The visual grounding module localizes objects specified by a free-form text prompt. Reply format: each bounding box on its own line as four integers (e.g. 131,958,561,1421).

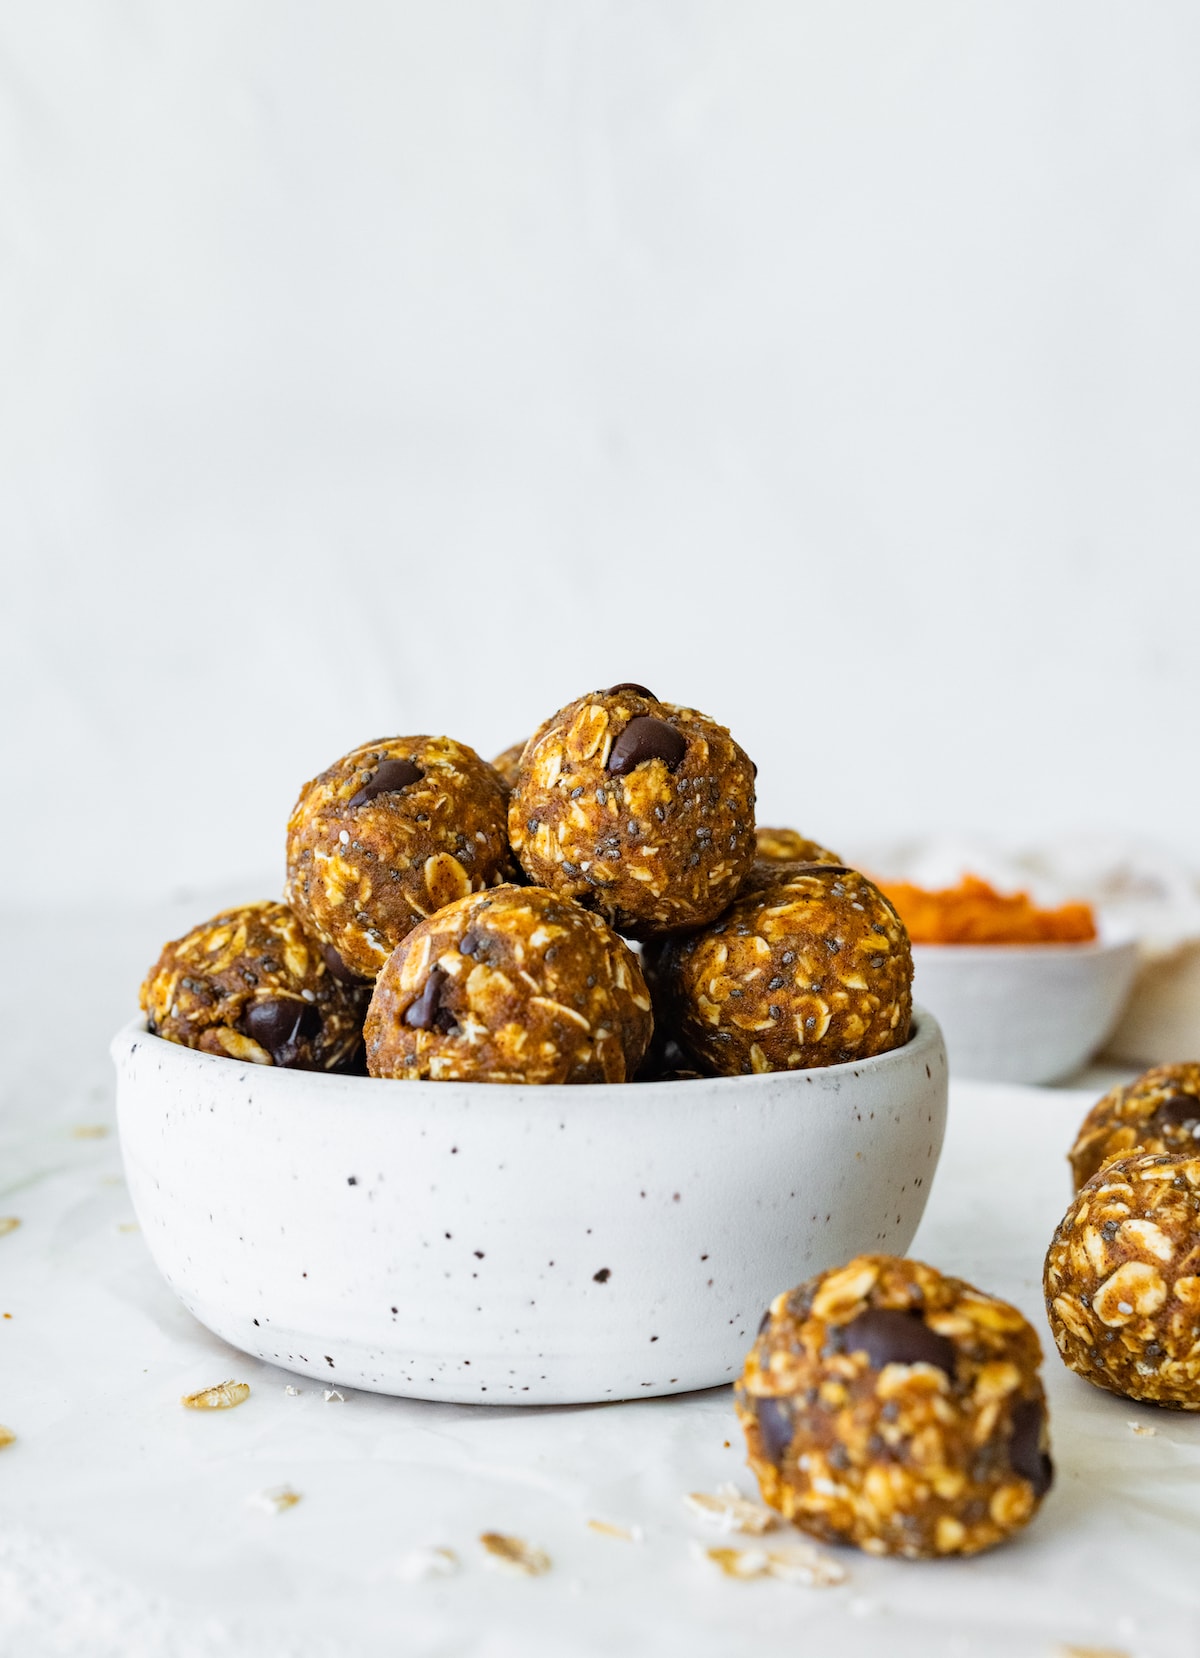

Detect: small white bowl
111,1009,947,1406
911,935,1138,1086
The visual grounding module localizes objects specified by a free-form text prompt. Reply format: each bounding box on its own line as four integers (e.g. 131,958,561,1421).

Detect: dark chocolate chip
606,716,686,777
593,1268,611,1283
241,996,322,1066
321,942,365,985
755,1397,794,1463
459,931,482,957
1155,1094,1200,1129
841,1308,956,1377
404,965,457,1034
1008,1396,1053,1497
607,682,657,700
349,757,423,808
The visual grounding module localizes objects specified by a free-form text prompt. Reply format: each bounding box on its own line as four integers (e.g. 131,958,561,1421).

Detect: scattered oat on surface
0,1425,15,1450
396,1546,460,1582
1055,1646,1131,1658
586,1519,643,1542
692,1540,845,1586
324,1388,345,1402
0,1218,19,1237
1128,1421,1158,1437
71,1125,109,1139
116,1221,139,1233
247,1484,302,1514
284,1384,301,1396
181,1380,251,1410
685,1484,780,1535
479,1532,552,1576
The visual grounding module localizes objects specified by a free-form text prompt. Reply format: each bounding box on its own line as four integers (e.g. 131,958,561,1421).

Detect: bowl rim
112,1004,943,1103
910,933,1139,962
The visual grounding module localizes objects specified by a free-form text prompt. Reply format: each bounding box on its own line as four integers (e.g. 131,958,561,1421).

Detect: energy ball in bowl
140,901,366,1070
650,863,912,1075
1044,1149,1200,1409
365,884,653,1084
754,827,841,867
1069,1064,1200,1190
490,740,527,791
735,1255,1053,1559
508,685,756,938
286,736,515,980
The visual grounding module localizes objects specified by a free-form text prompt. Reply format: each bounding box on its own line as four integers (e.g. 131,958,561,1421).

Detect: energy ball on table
1069,1064,1200,1190
735,1255,1053,1559
365,884,653,1084
1044,1150,1200,1409
509,685,756,938
754,827,841,867
286,736,515,980
140,901,365,1070
648,862,912,1075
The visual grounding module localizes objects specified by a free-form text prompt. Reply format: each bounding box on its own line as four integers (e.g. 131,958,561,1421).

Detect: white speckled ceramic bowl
912,935,1138,1086
111,1008,947,1406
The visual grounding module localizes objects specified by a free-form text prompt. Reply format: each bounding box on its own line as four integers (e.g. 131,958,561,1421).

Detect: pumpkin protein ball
1044,1149,1200,1409
508,685,756,939
1068,1064,1200,1191
490,740,527,791
365,884,653,1084
140,901,366,1070
285,736,515,981
754,827,842,867
648,862,912,1076
735,1255,1053,1559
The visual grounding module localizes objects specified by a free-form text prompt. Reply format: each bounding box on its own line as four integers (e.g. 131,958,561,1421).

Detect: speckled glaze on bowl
111,1008,947,1406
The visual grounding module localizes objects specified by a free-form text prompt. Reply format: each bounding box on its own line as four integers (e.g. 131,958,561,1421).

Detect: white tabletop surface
2,899,1198,1658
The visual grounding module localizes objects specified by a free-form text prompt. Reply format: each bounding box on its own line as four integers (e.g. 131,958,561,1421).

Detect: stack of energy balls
141,683,914,1087
142,683,1072,1564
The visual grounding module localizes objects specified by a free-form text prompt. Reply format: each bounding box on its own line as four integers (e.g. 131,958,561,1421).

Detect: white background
3,2,1199,906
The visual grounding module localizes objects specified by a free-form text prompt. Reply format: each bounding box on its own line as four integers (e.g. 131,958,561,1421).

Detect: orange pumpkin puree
878,874,1097,946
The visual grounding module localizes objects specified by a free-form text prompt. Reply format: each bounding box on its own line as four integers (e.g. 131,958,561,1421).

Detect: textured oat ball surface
1045,1150,1200,1408
754,827,842,867
508,686,756,938
140,901,365,1070
1069,1064,1200,1190
286,736,515,980
490,741,528,791
365,884,653,1084
649,862,912,1075
735,1255,1053,1559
